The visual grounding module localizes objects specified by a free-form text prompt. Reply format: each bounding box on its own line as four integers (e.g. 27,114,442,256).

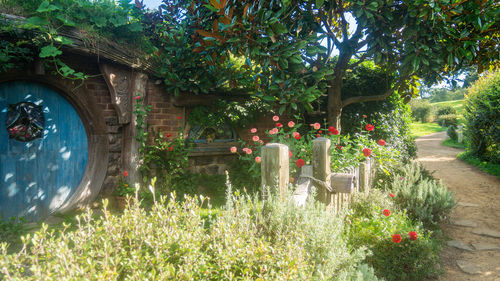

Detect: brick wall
146,83,184,138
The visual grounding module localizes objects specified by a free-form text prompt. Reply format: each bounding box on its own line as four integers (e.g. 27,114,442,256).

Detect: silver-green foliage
388,162,455,227
0,191,368,280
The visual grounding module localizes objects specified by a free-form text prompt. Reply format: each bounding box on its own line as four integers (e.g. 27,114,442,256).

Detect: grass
442,138,466,149
431,99,464,114
411,122,447,138
457,152,500,179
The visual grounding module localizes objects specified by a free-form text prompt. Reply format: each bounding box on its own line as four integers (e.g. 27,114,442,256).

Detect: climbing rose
168,146,173,151
255,156,261,163
230,146,237,153
383,209,391,217
389,193,395,198
272,115,279,121
275,123,282,128
328,126,339,135
409,231,418,240
365,124,374,131
289,151,293,158
250,128,257,133
312,123,321,130
252,135,260,142
296,159,305,168
272,128,278,134
332,128,339,135
269,129,276,135
177,116,182,120
392,234,402,243
123,171,128,177
293,132,301,140
245,148,252,155
362,148,372,157
288,121,295,128
133,95,141,100
378,139,386,146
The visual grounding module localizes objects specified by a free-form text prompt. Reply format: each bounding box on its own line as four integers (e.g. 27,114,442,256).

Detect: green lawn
411,122,447,138
431,99,464,114
442,138,466,149
457,152,500,179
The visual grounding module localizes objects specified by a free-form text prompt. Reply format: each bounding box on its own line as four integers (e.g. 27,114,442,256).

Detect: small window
5,102,45,142
188,123,237,143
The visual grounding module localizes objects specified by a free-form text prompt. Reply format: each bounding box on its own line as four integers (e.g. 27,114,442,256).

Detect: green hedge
463,71,500,163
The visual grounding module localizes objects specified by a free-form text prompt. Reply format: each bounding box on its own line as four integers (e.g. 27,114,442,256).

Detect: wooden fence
261,137,376,212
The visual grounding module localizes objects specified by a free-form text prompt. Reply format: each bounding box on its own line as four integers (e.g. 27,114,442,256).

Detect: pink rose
230,146,237,153
288,121,295,128
272,115,279,122
250,128,257,133
255,156,261,163
252,135,259,142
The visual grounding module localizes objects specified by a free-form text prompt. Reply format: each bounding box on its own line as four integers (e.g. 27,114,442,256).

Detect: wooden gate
0,81,88,222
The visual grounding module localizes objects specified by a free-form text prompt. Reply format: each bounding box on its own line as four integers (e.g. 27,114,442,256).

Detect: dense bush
410,99,433,123
447,125,458,141
383,162,455,228
463,71,500,163
0,191,375,280
435,105,457,116
436,114,458,127
346,190,443,281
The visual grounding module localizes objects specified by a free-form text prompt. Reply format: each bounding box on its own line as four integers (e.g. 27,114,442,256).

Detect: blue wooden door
0,81,88,222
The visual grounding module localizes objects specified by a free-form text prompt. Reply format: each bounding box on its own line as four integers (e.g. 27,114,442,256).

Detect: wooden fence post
359,159,371,193
312,137,331,204
261,143,289,199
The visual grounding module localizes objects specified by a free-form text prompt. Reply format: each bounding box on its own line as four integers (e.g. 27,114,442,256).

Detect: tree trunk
327,74,343,131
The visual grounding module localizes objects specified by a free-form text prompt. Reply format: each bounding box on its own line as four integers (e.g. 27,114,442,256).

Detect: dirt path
416,132,500,281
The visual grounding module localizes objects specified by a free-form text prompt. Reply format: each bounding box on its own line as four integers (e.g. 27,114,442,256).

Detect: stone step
451,220,478,228
471,242,500,251
447,240,473,251
456,260,481,275
457,202,479,207
472,228,500,238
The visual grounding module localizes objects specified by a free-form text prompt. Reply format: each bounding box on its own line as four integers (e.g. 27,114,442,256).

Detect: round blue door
0,81,88,222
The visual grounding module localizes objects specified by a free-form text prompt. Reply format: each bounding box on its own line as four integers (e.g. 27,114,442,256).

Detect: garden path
416,132,500,281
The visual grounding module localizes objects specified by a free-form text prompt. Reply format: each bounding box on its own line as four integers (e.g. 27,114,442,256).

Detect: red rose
392,234,402,243
365,124,374,131
166,133,172,138
177,116,182,120
383,209,391,217
296,159,305,168
276,123,283,128
316,134,320,138
123,171,129,177
168,146,174,151
362,148,372,157
318,130,323,134
378,139,386,146
409,231,418,240
289,151,293,158
133,95,141,100
389,193,395,198
332,128,339,135
293,132,301,140
336,145,343,150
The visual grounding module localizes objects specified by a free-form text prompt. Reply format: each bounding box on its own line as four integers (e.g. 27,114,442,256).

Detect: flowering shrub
0,190,378,280
346,190,443,281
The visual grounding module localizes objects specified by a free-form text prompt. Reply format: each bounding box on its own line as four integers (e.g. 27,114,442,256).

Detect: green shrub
0,190,370,280
410,99,433,123
435,105,457,116
463,71,500,163
346,190,443,281
385,163,455,228
436,114,458,127
447,125,458,141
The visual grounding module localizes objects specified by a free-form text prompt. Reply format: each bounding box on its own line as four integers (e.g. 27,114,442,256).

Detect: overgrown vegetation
463,71,499,164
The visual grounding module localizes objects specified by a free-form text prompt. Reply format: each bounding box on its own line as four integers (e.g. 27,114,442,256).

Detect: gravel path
416,132,500,281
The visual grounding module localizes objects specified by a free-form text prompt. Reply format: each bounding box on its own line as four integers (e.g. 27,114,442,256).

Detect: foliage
447,126,458,141
382,162,455,228
435,105,457,117
436,114,458,127
113,175,135,197
442,138,466,150
463,71,500,164
149,0,499,127
458,152,500,179
410,99,433,123
0,217,26,246
0,0,150,80
0,190,374,280
346,190,443,281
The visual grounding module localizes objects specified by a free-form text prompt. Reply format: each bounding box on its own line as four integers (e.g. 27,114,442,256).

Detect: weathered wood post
359,159,371,193
261,143,289,200
312,137,331,204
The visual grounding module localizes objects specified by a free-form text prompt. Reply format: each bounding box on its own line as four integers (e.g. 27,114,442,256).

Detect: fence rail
261,138,376,212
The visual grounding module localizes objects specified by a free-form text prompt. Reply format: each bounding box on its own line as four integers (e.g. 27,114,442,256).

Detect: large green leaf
39,45,62,58
36,0,59,13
